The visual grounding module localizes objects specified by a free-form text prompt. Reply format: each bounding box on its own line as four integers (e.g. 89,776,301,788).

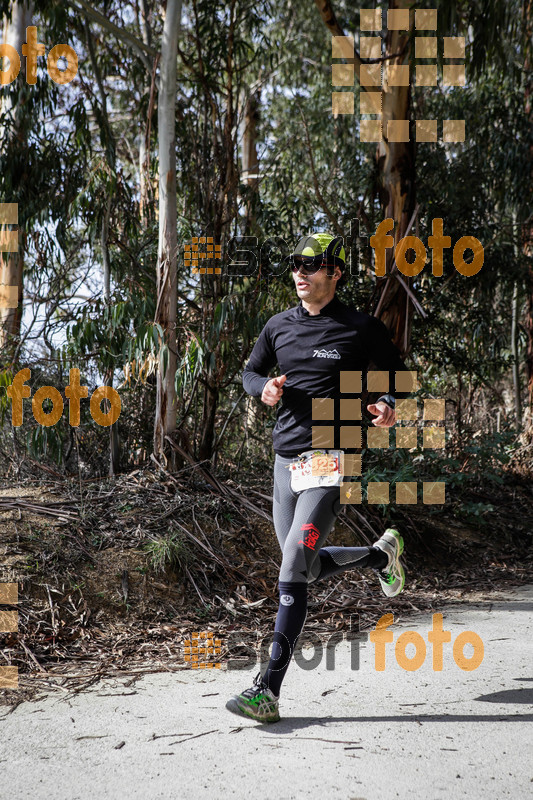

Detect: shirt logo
313,348,341,359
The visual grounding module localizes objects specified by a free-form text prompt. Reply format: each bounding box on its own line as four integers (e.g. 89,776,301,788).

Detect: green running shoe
373,528,405,598
226,672,280,723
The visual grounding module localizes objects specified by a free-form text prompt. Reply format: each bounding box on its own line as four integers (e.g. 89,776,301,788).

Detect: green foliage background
0,0,531,509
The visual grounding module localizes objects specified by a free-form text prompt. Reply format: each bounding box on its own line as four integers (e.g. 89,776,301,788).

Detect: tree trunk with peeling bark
242,91,259,186
375,2,415,352
153,0,182,460
196,0,240,462
0,1,32,360
523,0,533,428
315,0,415,356
241,87,260,228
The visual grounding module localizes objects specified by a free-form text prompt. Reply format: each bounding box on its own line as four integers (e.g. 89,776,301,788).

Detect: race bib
289,450,343,493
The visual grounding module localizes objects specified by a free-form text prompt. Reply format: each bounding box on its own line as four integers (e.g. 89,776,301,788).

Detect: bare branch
67,0,157,72
314,0,382,114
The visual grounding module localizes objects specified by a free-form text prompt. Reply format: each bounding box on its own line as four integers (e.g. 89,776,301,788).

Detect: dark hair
324,261,346,290
336,269,347,290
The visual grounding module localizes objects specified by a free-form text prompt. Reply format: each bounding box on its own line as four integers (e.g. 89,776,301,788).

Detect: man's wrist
377,393,395,408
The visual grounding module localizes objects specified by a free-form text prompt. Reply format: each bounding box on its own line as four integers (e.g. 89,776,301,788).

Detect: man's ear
327,267,342,283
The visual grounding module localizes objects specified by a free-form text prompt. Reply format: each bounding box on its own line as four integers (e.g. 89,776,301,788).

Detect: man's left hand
367,402,396,427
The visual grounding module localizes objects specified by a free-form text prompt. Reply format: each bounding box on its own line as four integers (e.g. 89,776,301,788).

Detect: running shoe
373,528,405,598
226,672,280,723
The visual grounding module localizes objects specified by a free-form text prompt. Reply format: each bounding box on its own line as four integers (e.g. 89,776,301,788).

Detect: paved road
2,584,532,800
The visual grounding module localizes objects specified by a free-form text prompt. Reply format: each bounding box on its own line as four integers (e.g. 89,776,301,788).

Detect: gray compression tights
261,455,385,697
272,454,382,584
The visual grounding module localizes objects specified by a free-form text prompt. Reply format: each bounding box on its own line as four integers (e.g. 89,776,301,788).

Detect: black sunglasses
291,257,338,275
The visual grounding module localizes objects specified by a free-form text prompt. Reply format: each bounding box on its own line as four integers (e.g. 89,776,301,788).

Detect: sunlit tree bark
315,0,415,357
0,1,32,360
154,0,182,459
523,0,533,429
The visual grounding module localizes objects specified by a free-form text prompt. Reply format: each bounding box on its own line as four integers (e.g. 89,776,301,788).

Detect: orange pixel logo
0,583,19,689
311,370,446,504
0,203,19,310
332,8,466,143
183,630,222,669
184,238,222,275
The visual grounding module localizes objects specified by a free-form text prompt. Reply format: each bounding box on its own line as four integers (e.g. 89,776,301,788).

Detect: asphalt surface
1,584,532,800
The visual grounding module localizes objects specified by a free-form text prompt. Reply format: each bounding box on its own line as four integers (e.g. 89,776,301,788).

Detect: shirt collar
298,294,343,318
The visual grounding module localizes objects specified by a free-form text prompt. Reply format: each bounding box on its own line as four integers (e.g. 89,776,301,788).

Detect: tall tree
523,0,533,427
84,19,121,474
0,0,32,360
314,0,415,355
153,0,182,459
241,85,260,230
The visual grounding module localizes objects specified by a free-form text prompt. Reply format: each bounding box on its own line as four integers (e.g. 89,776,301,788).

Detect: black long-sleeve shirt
242,294,410,457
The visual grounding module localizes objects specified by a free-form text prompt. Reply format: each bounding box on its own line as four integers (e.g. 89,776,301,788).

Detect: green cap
291,232,346,268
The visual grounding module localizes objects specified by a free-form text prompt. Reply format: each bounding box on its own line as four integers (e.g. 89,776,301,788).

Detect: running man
226,233,410,723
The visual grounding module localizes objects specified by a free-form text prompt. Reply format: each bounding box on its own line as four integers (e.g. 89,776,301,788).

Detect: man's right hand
261,375,287,407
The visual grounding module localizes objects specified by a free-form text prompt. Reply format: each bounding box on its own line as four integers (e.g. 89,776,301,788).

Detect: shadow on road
429,600,533,613
256,712,533,732
475,687,533,704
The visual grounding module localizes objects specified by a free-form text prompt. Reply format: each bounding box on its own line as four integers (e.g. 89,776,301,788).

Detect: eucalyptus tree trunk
101,196,120,474
85,20,120,474
153,0,182,460
0,1,32,359
523,0,533,431
524,270,533,428
241,87,260,229
511,280,522,427
314,0,415,357
242,91,259,188
374,0,415,353
138,1,156,226
511,211,522,427
525,253,533,429
196,0,240,462
139,133,148,225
